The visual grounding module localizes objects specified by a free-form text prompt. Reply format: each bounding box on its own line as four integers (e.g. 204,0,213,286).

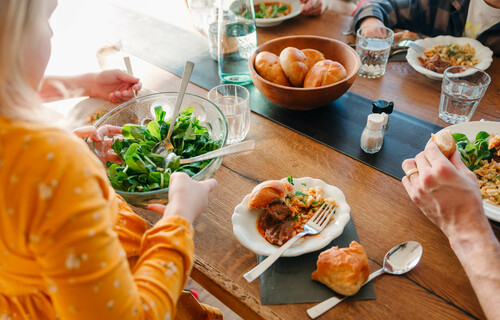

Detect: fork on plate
395,40,425,52
243,203,336,283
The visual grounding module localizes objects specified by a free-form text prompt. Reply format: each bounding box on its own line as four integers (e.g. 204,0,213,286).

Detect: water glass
96,38,124,70
439,66,491,124
356,26,394,78
217,0,258,85
188,0,217,36
208,84,250,145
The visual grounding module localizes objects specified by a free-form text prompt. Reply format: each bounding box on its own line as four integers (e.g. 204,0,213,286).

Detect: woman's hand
148,173,217,224
90,69,142,104
73,125,123,164
401,141,488,238
300,0,324,16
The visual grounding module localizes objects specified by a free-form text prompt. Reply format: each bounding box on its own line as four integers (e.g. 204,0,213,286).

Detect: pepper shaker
372,100,394,134
361,113,385,154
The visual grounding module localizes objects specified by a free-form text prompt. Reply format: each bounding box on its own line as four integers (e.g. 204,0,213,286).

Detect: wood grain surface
130,8,500,320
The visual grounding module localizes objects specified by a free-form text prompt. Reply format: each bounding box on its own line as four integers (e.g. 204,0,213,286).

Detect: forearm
38,73,96,102
351,0,424,32
449,227,500,320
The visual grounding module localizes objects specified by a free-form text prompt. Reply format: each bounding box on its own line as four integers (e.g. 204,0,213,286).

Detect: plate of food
444,121,500,222
406,36,493,80
232,177,351,257
253,0,303,27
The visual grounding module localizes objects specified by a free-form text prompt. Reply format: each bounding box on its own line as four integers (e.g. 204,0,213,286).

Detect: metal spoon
307,241,423,319
165,140,256,167
153,61,195,157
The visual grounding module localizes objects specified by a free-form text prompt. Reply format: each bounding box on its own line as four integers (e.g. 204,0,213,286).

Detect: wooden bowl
249,35,360,110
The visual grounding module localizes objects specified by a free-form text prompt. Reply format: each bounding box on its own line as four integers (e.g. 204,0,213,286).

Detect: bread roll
255,51,291,86
303,60,347,88
248,180,294,210
279,47,309,87
302,48,326,70
431,129,456,158
311,241,370,296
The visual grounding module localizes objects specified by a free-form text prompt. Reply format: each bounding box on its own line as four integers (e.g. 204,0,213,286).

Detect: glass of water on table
439,66,491,124
208,84,250,145
356,26,394,78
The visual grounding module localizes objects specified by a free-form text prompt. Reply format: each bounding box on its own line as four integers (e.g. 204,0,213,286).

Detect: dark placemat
108,6,443,179
247,86,443,179
257,218,376,305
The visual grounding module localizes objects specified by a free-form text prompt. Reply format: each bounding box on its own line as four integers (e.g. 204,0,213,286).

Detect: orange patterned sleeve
27,131,193,319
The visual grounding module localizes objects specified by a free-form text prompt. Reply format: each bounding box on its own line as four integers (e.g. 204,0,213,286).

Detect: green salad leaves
452,131,494,171
106,106,222,192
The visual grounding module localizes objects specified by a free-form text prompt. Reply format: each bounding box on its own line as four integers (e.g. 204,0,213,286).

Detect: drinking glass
217,0,258,85
208,84,250,144
96,37,124,70
439,66,491,124
188,0,217,36
356,26,394,78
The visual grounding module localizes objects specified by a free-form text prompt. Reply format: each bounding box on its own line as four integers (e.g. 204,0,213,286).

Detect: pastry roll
311,241,369,296
255,51,291,86
279,47,309,87
303,60,347,88
302,48,326,70
248,180,294,210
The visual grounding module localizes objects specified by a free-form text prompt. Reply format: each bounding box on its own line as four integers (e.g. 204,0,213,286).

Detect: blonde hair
0,0,46,121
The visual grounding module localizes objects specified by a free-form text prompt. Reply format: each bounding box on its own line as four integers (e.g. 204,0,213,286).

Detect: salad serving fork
243,203,336,283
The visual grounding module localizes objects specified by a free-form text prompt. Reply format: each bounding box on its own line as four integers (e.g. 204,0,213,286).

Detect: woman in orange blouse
0,0,217,319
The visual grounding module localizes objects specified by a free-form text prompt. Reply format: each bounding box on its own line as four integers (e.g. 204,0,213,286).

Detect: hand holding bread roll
302,48,326,70
248,180,294,210
431,129,456,158
255,51,291,86
279,47,309,87
312,241,370,296
303,60,347,88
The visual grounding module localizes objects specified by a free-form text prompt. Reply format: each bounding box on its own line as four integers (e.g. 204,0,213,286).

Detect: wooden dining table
115,6,500,320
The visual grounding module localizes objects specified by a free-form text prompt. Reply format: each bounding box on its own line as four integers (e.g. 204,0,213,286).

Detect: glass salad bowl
92,92,228,208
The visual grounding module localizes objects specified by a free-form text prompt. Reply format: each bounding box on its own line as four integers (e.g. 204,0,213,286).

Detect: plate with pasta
406,36,493,80
253,0,303,27
446,121,500,222
232,177,351,257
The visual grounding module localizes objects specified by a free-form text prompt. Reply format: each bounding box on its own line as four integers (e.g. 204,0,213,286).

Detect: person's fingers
449,150,476,180
121,90,133,98
148,204,167,214
114,91,123,99
301,2,310,13
98,125,122,137
133,83,142,92
423,141,449,166
73,126,102,142
402,158,417,175
116,70,140,84
415,151,431,172
201,178,218,192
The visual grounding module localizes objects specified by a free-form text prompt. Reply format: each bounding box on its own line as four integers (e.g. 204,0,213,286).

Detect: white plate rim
442,121,500,222
231,177,351,257
406,36,493,80
254,0,303,27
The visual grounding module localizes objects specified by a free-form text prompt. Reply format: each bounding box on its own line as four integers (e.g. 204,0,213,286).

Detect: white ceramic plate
254,0,303,27
232,177,351,257
443,121,500,222
406,36,493,80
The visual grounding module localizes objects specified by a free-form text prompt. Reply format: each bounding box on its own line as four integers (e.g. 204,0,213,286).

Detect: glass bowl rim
93,91,229,196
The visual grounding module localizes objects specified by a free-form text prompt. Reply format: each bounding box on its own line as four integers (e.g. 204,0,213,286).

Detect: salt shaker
372,100,394,134
361,113,385,154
